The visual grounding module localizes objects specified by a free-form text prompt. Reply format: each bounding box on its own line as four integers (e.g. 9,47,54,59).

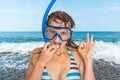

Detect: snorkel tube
42,0,56,42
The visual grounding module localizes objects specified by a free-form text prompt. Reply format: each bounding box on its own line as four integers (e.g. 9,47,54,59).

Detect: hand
78,33,96,60
38,42,56,67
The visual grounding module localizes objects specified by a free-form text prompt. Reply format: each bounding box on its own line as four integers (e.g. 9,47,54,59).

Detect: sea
0,31,120,79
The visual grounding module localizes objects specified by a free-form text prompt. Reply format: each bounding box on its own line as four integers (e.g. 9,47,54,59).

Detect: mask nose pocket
53,33,62,42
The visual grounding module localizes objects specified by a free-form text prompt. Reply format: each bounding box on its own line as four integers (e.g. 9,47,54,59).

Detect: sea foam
0,41,120,70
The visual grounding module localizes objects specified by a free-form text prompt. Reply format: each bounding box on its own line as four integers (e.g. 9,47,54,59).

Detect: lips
55,43,61,49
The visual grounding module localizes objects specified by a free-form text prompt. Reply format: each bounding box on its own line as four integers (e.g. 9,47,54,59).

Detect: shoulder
29,47,43,66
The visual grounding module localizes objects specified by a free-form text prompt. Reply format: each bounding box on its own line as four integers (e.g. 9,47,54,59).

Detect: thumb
78,42,85,50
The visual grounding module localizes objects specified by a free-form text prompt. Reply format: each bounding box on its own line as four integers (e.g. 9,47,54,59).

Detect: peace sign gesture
78,33,96,60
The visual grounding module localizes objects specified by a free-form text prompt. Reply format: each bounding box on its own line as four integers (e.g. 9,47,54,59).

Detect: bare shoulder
30,47,43,66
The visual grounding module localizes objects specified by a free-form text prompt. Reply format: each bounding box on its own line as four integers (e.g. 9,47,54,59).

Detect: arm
84,59,95,80
26,48,44,80
79,56,85,80
79,55,95,80
26,42,57,80
78,33,96,80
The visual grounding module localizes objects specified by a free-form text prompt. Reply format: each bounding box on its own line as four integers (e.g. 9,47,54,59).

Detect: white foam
75,41,120,64
0,41,120,66
93,41,120,64
0,42,45,55
2,63,28,69
0,42,46,69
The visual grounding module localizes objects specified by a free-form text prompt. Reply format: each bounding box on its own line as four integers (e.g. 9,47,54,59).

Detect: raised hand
78,33,96,60
38,42,57,67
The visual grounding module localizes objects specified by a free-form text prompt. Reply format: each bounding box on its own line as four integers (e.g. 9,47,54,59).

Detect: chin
56,47,61,51
56,46,66,52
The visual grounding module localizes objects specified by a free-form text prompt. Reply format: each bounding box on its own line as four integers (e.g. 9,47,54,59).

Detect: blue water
0,32,43,42
73,32,120,42
0,32,120,43
0,31,120,70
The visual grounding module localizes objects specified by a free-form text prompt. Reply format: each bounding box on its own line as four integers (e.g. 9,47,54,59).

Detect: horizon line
0,31,120,32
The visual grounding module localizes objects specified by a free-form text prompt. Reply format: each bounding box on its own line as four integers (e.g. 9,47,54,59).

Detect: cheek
49,40,54,44
61,42,67,47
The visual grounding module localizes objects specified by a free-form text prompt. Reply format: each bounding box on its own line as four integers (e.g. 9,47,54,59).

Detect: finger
86,33,90,43
48,49,56,58
89,40,96,56
90,34,94,44
92,40,96,47
91,40,96,48
47,45,56,52
43,42,51,52
49,49,56,55
79,42,85,49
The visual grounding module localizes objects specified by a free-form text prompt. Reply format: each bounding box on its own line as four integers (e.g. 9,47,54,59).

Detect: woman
26,11,96,80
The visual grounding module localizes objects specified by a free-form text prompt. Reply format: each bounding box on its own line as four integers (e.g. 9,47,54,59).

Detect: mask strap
42,0,56,42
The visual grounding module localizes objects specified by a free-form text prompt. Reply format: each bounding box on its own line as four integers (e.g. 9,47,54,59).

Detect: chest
42,53,80,80
45,55,70,80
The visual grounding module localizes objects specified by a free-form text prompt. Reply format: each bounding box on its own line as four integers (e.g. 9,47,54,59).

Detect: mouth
55,43,61,49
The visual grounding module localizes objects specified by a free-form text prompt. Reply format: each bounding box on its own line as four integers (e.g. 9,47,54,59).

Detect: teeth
56,44,60,49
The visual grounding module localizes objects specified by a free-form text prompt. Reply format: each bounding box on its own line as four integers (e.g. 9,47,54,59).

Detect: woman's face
48,19,70,52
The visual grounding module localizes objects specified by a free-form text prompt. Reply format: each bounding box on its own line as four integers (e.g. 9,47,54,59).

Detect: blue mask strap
42,0,56,42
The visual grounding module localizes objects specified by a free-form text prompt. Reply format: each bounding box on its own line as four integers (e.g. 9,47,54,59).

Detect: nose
53,36,61,43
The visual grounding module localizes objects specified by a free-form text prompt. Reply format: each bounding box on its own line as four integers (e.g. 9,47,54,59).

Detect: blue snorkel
42,0,56,42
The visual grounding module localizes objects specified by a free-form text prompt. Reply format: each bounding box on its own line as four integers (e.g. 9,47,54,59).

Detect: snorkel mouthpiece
42,0,56,42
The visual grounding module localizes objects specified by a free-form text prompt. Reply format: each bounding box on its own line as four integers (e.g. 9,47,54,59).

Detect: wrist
83,58,92,65
36,60,45,68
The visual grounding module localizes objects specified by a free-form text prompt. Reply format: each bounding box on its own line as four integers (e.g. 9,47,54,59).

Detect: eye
61,32,68,35
49,30,56,34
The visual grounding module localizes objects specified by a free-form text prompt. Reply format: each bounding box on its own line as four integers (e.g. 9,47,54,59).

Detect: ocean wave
0,42,45,55
72,41,120,64
0,41,120,69
93,41,120,64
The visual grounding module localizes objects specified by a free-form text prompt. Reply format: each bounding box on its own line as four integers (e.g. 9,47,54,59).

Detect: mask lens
59,29,70,40
45,27,56,39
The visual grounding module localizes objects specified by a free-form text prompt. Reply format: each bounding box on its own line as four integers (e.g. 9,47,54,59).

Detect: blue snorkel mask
45,25,72,41
42,0,72,42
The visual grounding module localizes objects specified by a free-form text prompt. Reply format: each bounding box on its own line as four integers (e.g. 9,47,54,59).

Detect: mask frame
44,25,72,41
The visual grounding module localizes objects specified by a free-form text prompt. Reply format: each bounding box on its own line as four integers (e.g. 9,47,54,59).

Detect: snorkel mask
42,0,72,42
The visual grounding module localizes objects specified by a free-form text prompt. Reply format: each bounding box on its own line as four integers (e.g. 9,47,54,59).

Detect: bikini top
41,50,81,80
